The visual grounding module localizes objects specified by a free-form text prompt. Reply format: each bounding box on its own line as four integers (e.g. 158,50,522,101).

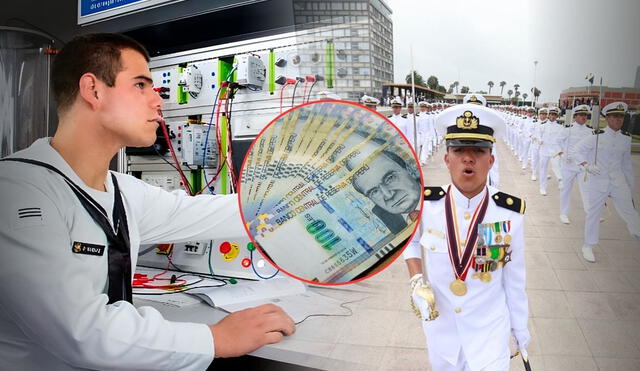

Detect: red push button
219,241,231,254
241,258,251,268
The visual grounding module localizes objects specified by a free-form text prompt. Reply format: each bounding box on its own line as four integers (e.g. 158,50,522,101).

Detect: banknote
239,101,423,282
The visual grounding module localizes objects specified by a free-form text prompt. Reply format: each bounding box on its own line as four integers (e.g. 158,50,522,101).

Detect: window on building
331,2,343,10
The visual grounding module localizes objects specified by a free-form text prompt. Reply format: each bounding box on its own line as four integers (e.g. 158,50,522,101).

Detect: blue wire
250,248,279,280
202,87,222,194
202,67,238,194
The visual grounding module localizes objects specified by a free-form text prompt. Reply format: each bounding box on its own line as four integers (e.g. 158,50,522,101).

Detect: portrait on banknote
239,100,423,283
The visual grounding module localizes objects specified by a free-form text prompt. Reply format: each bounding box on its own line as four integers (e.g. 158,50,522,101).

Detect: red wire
279,83,289,113
159,116,193,195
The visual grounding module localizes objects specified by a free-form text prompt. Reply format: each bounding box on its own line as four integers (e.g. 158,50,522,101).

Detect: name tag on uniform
72,241,105,256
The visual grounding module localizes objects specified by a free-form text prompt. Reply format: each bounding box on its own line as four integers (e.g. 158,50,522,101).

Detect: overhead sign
78,0,183,25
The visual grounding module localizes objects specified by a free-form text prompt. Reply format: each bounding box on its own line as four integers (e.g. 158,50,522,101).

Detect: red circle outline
236,99,425,286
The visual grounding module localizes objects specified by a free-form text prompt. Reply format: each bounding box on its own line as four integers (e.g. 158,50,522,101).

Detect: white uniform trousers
538,154,552,191
520,139,531,168
584,177,640,245
559,161,588,216
529,143,540,178
428,345,510,371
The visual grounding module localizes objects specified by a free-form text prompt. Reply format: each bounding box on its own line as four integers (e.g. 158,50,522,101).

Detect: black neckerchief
1,158,132,304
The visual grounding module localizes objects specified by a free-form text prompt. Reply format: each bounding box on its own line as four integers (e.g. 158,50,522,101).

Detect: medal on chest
472,221,513,283
444,186,490,296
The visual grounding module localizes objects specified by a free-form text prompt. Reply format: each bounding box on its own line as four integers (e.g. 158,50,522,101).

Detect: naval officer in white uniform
573,101,640,262
557,104,593,224
403,104,530,371
388,97,410,136
0,33,295,371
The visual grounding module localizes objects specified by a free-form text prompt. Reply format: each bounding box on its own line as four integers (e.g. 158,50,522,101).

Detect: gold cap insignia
456,111,479,130
617,104,624,110
469,96,478,102
73,242,82,253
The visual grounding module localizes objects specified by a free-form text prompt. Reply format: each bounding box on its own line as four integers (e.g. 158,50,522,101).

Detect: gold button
455,307,462,313
460,240,466,246
439,191,444,196
464,212,471,220
425,189,432,196
494,195,499,200
430,245,436,251
507,197,514,206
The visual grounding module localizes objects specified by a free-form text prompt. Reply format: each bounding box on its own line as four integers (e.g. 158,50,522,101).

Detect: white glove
583,163,601,175
512,328,531,356
409,274,437,321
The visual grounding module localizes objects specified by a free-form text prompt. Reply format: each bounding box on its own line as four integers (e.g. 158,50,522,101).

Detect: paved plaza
301,141,640,371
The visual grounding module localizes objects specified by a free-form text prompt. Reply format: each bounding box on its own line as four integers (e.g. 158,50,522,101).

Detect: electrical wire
159,117,193,195
306,81,318,103
291,81,300,108
294,297,367,325
279,83,290,113
301,82,308,104
249,248,279,280
201,66,237,195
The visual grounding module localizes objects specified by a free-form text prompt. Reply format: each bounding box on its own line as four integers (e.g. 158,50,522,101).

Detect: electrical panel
127,29,348,279
141,171,183,192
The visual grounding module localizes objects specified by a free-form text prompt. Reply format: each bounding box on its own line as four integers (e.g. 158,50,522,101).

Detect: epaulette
415,113,420,116
533,119,538,123
401,114,407,118
586,124,593,129
492,192,525,214
622,130,630,136
387,114,392,118
593,129,604,135
424,186,446,201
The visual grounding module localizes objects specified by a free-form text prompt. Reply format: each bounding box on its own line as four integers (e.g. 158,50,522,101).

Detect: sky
387,0,640,103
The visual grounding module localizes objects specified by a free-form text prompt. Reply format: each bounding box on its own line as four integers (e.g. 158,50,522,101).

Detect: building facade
293,0,393,100
559,86,640,110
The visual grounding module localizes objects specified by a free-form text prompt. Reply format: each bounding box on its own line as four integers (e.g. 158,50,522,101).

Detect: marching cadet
388,97,409,138
557,104,592,224
403,104,530,371
573,102,640,262
529,108,547,181
361,94,380,109
418,101,435,163
405,101,422,152
520,107,536,170
463,93,486,106
538,107,564,195
463,94,500,187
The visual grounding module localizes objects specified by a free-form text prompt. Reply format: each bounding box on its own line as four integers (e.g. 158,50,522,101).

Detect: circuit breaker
181,124,218,167
234,54,266,90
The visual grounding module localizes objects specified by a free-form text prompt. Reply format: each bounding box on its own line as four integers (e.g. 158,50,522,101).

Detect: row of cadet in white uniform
495,102,640,262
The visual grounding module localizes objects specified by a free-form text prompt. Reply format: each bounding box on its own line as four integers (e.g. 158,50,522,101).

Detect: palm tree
531,87,541,104
513,83,520,92
507,89,513,103
523,93,528,104
514,91,521,105
487,81,494,94
499,81,507,95
453,81,460,94
460,86,470,94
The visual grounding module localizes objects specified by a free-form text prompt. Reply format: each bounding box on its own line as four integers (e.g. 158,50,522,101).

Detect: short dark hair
52,33,150,113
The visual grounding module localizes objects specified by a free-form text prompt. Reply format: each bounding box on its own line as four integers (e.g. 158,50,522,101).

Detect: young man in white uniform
557,104,593,224
538,107,564,195
388,97,409,137
0,33,295,370
403,104,530,370
529,108,547,181
573,101,640,262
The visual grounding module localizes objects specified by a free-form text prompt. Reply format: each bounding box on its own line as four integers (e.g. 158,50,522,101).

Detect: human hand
210,304,295,358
